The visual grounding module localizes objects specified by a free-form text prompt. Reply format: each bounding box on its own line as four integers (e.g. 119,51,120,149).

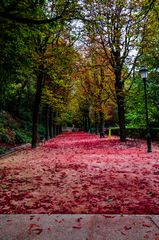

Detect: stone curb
0,214,159,240
0,143,31,159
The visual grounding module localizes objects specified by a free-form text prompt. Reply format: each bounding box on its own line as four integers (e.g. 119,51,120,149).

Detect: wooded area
0,0,159,152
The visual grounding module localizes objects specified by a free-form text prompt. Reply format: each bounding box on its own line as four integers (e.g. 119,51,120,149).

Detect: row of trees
0,0,80,147
0,0,159,148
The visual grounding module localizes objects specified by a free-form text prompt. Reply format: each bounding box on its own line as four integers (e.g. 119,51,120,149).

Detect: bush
1,134,10,143
110,127,159,140
15,130,31,144
0,146,8,155
21,120,32,132
38,124,45,136
0,128,10,143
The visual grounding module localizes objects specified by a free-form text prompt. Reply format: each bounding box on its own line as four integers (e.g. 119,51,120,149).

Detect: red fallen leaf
28,224,43,235
29,223,39,230
72,225,82,229
7,219,12,222
55,219,63,223
76,217,83,222
124,226,132,230
143,223,151,227
33,228,43,235
153,164,159,168
1,132,159,215
144,234,149,239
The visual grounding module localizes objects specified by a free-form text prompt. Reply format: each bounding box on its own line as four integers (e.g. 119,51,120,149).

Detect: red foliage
0,132,159,214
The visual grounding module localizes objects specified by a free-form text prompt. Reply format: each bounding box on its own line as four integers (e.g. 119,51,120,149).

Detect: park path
0,132,159,214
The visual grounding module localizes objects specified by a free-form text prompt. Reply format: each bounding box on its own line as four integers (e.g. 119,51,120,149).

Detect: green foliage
38,124,45,136
21,120,32,132
0,146,8,155
0,0,159,144
0,112,32,144
0,127,14,144
1,135,10,144
14,130,31,144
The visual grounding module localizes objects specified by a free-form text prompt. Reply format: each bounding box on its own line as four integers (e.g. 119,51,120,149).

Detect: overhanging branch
0,11,64,24
0,0,71,24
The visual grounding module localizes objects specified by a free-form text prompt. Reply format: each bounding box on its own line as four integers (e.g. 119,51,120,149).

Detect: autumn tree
41,31,78,139
74,44,116,134
0,0,81,147
82,0,157,141
125,0,159,128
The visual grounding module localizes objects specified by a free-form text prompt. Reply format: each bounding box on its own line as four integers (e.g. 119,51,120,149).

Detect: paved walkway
0,214,159,240
0,132,159,239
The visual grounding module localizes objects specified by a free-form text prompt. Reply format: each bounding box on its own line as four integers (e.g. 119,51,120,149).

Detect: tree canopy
0,0,159,148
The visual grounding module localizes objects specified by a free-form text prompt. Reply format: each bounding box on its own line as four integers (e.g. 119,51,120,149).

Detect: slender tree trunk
53,111,56,137
95,111,99,135
53,124,56,137
116,93,126,141
83,114,87,132
49,108,53,138
115,74,126,142
83,110,90,132
88,114,91,132
45,105,50,140
82,114,85,131
99,111,105,138
56,125,59,135
32,68,43,148
59,125,62,134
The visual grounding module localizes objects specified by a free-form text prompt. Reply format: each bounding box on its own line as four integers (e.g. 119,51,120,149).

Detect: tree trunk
83,114,87,132
45,105,50,140
99,111,105,138
32,69,43,148
95,111,99,135
53,124,56,137
53,111,56,137
56,125,59,135
49,108,53,138
59,125,62,134
115,74,126,142
117,93,126,141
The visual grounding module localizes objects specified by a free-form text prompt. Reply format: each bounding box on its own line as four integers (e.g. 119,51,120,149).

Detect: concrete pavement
0,214,159,240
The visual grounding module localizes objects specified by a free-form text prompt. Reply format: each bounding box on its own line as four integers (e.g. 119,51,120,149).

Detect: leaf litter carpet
0,132,159,214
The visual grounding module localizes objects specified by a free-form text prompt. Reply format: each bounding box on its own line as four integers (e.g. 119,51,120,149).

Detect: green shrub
0,146,8,155
38,124,45,136
0,128,10,143
15,130,31,144
21,121,32,132
1,134,10,143
8,122,18,130
110,127,159,140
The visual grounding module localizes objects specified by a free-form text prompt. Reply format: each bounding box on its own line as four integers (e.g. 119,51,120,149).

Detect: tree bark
117,93,126,141
49,108,53,138
95,111,99,135
53,111,56,137
115,75,126,142
45,105,50,140
88,114,91,132
99,111,105,138
31,68,43,148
